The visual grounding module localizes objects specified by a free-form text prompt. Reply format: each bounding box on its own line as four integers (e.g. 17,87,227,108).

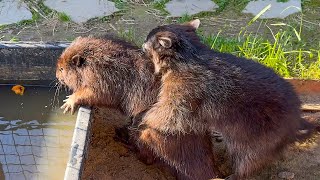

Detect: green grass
9,37,19,42
212,0,251,12
112,0,128,10
58,12,71,22
16,0,53,26
15,1,45,27
171,10,217,24
117,27,144,46
176,14,193,23
198,6,320,79
199,31,239,53
302,0,320,7
153,0,169,10
152,0,170,15
200,32,320,79
212,0,229,12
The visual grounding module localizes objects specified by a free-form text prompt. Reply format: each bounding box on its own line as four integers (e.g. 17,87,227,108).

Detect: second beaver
139,23,304,180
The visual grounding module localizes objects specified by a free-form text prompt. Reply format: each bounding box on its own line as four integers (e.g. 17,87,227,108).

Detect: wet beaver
55,34,162,162
138,24,304,180
56,35,159,116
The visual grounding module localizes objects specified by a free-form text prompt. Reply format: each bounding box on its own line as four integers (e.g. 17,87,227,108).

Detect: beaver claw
61,95,78,115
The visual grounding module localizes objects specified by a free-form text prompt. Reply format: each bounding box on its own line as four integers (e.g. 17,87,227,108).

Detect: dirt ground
81,108,175,180
82,95,320,180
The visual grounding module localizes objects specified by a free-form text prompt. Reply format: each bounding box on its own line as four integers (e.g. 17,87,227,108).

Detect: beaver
56,35,159,116
156,19,317,138
138,24,304,180
55,34,161,162
55,35,223,179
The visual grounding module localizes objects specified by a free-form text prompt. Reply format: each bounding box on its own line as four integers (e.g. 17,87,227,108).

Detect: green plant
212,0,229,12
58,12,71,22
199,4,320,79
113,0,128,10
153,0,169,10
118,27,145,46
301,0,320,7
299,50,320,79
199,31,240,53
118,28,136,43
16,9,41,26
212,0,251,12
10,37,19,42
176,14,193,23
152,0,170,15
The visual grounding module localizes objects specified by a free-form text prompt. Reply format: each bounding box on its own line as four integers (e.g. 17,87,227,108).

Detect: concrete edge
64,106,92,180
0,41,70,81
0,41,71,49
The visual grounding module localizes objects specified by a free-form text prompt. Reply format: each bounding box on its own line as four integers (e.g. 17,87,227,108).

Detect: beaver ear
71,54,85,67
185,19,200,29
158,36,172,48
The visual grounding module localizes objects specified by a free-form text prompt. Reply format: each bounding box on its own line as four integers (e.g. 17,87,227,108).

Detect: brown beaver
55,34,224,179
155,19,317,139
138,23,304,180
56,35,159,116
55,34,162,163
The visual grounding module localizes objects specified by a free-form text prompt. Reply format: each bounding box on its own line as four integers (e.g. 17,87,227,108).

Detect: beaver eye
59,67,63,72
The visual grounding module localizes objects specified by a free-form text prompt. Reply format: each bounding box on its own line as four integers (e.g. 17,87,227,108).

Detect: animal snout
57,77,66,85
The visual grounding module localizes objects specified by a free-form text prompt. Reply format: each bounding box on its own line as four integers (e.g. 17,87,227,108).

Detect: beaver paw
61,95,78,114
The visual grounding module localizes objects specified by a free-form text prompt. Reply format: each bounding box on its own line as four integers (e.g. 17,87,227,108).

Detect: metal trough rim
64,106,92,180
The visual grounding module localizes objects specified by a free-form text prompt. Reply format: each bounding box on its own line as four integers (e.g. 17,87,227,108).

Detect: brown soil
82,94,320,180
250,115,320,180
81,107,175,180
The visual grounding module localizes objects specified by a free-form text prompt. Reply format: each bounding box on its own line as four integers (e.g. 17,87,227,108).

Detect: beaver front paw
61,95,78,114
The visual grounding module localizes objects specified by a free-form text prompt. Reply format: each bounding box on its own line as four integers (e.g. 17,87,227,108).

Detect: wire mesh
0,85,76,180
0,119,75,180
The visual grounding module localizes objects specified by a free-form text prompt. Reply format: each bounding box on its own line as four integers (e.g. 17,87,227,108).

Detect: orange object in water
11,85,25,95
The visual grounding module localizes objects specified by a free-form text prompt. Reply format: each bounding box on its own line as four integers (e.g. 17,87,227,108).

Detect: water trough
0,42,91,180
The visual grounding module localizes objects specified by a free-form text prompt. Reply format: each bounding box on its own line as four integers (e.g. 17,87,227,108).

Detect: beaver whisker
52,82,61,110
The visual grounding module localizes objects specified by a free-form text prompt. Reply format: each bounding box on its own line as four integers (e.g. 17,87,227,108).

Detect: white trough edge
64,106,92,180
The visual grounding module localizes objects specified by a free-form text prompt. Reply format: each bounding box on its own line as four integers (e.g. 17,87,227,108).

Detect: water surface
0,85,75,180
